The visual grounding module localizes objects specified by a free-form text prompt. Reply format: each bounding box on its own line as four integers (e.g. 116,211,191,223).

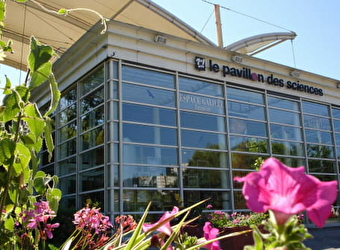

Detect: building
23,1,339,223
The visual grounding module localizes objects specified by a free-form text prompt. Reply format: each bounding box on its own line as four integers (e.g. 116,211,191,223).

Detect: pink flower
206,204,213,209
203,222,221,250
142,206,179,236
234,157,338,228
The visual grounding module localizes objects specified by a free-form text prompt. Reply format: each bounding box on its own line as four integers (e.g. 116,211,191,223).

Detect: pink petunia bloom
203,222,221,250
234,157,338,228
142,206,179,236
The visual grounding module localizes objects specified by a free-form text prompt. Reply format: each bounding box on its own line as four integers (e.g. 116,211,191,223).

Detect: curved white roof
2,0,215,70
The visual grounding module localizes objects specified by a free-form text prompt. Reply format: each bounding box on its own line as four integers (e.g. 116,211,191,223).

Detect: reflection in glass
81,126,104,151
268,96,299,111
59,103,77,126
229,118,267,136
332,108,340,119
181,111,225,132
304,115,331,130
80,191,104,209
234,190,246,209
123,165,178,188
81,87,104,114
181,130,226,149
227,87,264,104
308,160,335,173
302,101,329,116
58,156,76,175
183,168,229,188
80,67,104,95
60,121,77,142
59,139,76,158
123,83,175,107
179,93,224,114
272,140,304,156
269,109,301,126
123,103,176,126
333,120,340,133
230,136,267,153
270,124,302,141
184,190,231,210
305,129,332,144
123,190,180,212
59,175,76,195
307,144,334,158
228,101,265,120
123,65,175,89
60,87,77,110
123,144,178,165
80,168,104,191
179,77,223,97
181,149,228,168
123,123,177,146
81,106,104,132
231,153,268,169
79,147,104,170
273,157,305,168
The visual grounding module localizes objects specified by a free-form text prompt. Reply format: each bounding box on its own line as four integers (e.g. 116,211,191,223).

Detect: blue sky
1,0,340,95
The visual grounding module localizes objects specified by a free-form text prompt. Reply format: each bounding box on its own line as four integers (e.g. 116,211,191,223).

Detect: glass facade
41,59,339,220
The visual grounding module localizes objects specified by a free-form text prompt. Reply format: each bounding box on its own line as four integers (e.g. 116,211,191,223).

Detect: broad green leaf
7,183,18,203
4,204,14,213
28,36,55,73
29,62,52,88
46,188,62,213
18,188,30,206
23,103,45,139
2,92,20,122
4,217,14,232
34,171,48,194
0,1,5,23
44,73,60,117
15,85,30,103
44,117,54,161
3,75,12,95
13,143,31,176
0,138,15,166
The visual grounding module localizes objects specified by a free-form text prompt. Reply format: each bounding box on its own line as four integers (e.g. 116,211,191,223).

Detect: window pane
181,149,228,168
269,109,301,126
179,93,224,114
304,115,331,130
305,130,333,144
123,123,177,146
228,101,265,120
231,153,267,169
181,130,226,149
181,111,225,132
58,157,77,175
332,108,340,119
123,190,180,212
59,175,76,195
79,147,104,170
229,118,267,137
81,106,104,132
80,168,104,191
58,103,77,126
123,165,178,188
60,121,77,142
270,124,302,141
183,168,229,188
123,103,176,126
268,96,299,111
335,134,340,145
308,160,335,173
179,77,223,97
227,87,264,104
123,66,175,89
274,157,305,167
334,120,340,133
59,139,76,158
81,127,104,151
123,144,178,165
80,191,104,208
184,190,231,210
272,140,304,156
230,136,268,153
307,144,334,158
302,101,329,116
80,67,104,95
123,83,175,107
80,87,104,114
60,87,77,110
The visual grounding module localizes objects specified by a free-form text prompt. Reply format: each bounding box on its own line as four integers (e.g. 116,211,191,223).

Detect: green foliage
0,2,61,249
